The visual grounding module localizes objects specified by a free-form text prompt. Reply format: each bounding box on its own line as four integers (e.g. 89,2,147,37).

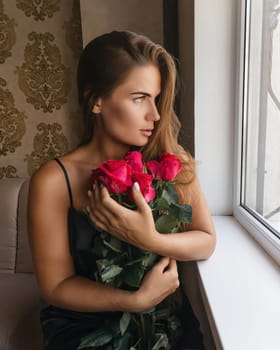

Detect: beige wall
0,0,194,178
80,0,163,47
0,0,83,179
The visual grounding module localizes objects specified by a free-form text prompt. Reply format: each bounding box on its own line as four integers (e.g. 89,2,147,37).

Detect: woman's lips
140,129,153,136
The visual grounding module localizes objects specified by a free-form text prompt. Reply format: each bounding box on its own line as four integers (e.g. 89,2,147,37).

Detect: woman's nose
146,102,160,121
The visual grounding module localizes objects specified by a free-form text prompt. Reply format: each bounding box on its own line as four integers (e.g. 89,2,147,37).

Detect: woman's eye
134,96,145,103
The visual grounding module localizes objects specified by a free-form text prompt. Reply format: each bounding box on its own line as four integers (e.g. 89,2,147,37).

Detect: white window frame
233,0,280,266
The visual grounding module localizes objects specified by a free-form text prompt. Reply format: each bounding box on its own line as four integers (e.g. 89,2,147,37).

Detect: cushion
0,179,26,272
0,273,43,350
16,179,34,273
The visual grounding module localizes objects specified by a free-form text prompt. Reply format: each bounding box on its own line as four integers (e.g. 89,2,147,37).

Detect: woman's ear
92,98,102,114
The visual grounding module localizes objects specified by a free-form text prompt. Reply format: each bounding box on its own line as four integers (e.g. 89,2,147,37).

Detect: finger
90,184,118,221
168,259,180,286
88,184,97,211
131,182,150,213
155,256,170,272
92,182,100,210
88,189,106,224
98,185,124,219
87,186,108,223
168,258,177,271
88,190,98,219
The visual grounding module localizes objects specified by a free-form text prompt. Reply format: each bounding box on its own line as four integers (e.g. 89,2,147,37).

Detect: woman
28,30,216,350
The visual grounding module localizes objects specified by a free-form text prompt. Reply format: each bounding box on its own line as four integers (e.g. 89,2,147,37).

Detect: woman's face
93,64,161,151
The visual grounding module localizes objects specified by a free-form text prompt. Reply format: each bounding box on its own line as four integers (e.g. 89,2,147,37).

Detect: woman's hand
87,182,159,251
134,257,180,312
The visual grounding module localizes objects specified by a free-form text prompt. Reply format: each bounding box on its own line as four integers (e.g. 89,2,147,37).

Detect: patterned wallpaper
0,0,83,179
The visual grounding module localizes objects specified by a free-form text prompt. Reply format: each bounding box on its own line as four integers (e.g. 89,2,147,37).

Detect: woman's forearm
45,275,139,313
41,255,180,314
150,230,216,262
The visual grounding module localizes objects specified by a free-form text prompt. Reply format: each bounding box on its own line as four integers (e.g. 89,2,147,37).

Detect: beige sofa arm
0,178,26,273
0,178,43,350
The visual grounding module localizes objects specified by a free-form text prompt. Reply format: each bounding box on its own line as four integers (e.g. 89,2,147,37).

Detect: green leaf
162,183,179,204
138,312,155,348
96,259,123,283
120,312,131,335
114,331,133,350
170,202,192,223
96,258,111,271
103,236,123,253
125,253,158,269
151,333,170,350
153,197,169,210
78,328,113,349
125,256,145,266
140,252,158,268
100,264,123,283
123,264,145,288
155,214,178,233
93,236,109,258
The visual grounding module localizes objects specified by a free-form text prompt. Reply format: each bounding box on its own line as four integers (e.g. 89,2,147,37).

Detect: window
234,0,280,264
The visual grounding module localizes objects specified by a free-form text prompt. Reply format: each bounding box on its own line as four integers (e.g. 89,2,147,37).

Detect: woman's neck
85,136,130,164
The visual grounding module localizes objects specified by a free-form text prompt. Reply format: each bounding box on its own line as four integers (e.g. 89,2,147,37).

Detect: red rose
145,160,162,180
159,153,182,181
124,151,144,173
91,160,132,194
132,172,155,203
146,153,182,181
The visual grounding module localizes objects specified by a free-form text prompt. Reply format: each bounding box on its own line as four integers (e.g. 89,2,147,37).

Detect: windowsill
197,216,280,350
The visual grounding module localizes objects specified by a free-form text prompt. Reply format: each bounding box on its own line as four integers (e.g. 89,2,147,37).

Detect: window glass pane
242,0,280,237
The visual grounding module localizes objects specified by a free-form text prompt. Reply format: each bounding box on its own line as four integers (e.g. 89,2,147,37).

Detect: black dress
40,158,204,350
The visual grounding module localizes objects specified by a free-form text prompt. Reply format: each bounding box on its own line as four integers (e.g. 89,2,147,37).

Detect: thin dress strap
54,158,74,208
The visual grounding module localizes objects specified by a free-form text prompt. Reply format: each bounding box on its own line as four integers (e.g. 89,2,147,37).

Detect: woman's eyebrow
130,91,161,97
130,92,151,97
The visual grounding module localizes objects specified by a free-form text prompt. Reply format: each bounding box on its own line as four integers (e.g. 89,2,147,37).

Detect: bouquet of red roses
79,151,192,350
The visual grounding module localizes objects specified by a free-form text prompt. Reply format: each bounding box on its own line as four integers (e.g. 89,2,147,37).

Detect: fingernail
88,190,92,197
134,182,140,192
92,183,96,190
86,206,90,213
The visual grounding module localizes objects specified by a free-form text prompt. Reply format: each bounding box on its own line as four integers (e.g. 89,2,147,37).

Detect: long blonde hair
77,30,195,203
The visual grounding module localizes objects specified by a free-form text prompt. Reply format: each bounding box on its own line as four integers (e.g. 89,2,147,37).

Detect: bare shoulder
28,159,69,210
28,147,93,212
31,159,63,182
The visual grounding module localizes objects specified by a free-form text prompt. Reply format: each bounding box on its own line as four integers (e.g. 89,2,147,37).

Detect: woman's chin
133,140,149,147
140,135,152,145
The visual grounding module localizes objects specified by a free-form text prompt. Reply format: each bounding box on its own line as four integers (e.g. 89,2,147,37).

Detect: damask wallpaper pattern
0,0,83,178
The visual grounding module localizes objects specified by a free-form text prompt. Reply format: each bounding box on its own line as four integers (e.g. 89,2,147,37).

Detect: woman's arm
149,177,216,261
88,176,216,262
28,161,180,313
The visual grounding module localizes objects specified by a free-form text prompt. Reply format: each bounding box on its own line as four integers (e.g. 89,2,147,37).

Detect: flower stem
140,313,146,349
